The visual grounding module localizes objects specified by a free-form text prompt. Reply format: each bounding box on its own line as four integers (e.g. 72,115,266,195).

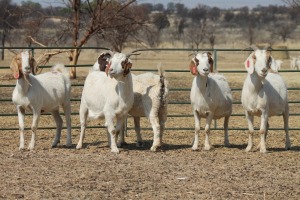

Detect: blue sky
12,0,288,9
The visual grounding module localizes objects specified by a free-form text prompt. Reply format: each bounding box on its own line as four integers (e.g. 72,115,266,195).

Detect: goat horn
8,49,19,55
250,44,258,51
188,51,198,57
126,52,141,58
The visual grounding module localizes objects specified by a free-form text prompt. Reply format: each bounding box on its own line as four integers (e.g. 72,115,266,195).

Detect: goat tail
157,63,168,109
52,63,71,89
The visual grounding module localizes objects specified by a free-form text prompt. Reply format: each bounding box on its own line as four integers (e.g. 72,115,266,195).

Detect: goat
241,48,291,153
117,64,169,151
76,51,136,153
189,52,232,150
10,50,72,150
290,56,300,70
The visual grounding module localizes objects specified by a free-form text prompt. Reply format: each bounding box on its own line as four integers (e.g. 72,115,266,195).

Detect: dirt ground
0,50,300,199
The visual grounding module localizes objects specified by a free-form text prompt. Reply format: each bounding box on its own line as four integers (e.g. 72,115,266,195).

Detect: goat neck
245,71,264,94
196,73,208,92
115,73,134,115
15,74,33,96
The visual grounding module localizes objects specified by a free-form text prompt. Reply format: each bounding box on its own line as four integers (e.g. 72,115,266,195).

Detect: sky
12,0,288,9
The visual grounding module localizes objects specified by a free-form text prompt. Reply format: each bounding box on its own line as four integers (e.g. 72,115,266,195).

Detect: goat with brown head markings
76,51,137,153
11,50,72,150
189,52,232,151
242,47,291,153
10,50,37,80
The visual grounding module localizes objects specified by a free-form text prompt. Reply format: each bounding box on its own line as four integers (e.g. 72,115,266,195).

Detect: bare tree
65,0,144,78
0,0,20,60
283,0,300,7
185,19,207,49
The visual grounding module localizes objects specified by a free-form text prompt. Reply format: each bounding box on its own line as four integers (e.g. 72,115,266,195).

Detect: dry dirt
0,49,300,199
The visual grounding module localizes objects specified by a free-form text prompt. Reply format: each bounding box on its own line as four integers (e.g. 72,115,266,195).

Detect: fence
0,47,299,133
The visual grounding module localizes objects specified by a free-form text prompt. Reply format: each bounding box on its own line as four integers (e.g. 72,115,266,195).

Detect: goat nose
203,68,209,72
261,68,267,73
25,66,30,71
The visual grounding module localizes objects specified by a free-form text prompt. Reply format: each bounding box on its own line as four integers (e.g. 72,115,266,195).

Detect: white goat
190,52,232,150
290,56,300,70
117,64,169,151
10,50,72,150
241,48,291,153
76,51,135,153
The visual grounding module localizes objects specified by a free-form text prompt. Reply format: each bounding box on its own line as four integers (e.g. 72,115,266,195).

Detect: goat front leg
192,110,201,151
17,106,25,150
258,112,268,153
107,117,119,153
51,110,63,148
204,113,213,151
28,110,40,150
134,117,143,147
223,115,230,147
245,112,254,152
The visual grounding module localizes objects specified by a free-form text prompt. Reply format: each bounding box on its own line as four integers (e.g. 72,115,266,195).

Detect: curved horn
8,49,19,55
188,51,198,57
126,52,141,58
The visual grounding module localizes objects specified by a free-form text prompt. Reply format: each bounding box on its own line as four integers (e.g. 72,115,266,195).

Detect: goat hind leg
150,116,161,151
223,115,230,147
134,117,143,147
51,110,63,148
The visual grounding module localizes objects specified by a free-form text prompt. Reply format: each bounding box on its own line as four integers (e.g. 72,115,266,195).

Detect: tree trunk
70,49,80,79
1,30,6,60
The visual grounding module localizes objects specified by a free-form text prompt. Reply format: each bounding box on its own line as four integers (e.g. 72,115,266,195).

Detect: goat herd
9,48,291,154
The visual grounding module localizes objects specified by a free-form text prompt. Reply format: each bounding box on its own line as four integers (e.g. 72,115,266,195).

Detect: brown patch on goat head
122,58,132,76
98,52,112,72
29,52,38,75
266,51,272,69
10,53,22,79
207,52,214,73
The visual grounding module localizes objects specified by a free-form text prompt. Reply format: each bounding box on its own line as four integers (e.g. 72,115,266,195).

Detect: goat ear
189,60,197,75
10,56,21,79
244,53,254,74
207,52,214,73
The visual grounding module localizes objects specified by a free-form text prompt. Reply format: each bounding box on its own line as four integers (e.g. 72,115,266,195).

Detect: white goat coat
241,49,291,153
191,73,232,119
241,72,288,117
80,71,134,120
12,71,71,113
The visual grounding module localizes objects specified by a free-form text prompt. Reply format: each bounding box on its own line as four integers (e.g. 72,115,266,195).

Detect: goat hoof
111,148,120,153
191,146,198,151
204,146,212,151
